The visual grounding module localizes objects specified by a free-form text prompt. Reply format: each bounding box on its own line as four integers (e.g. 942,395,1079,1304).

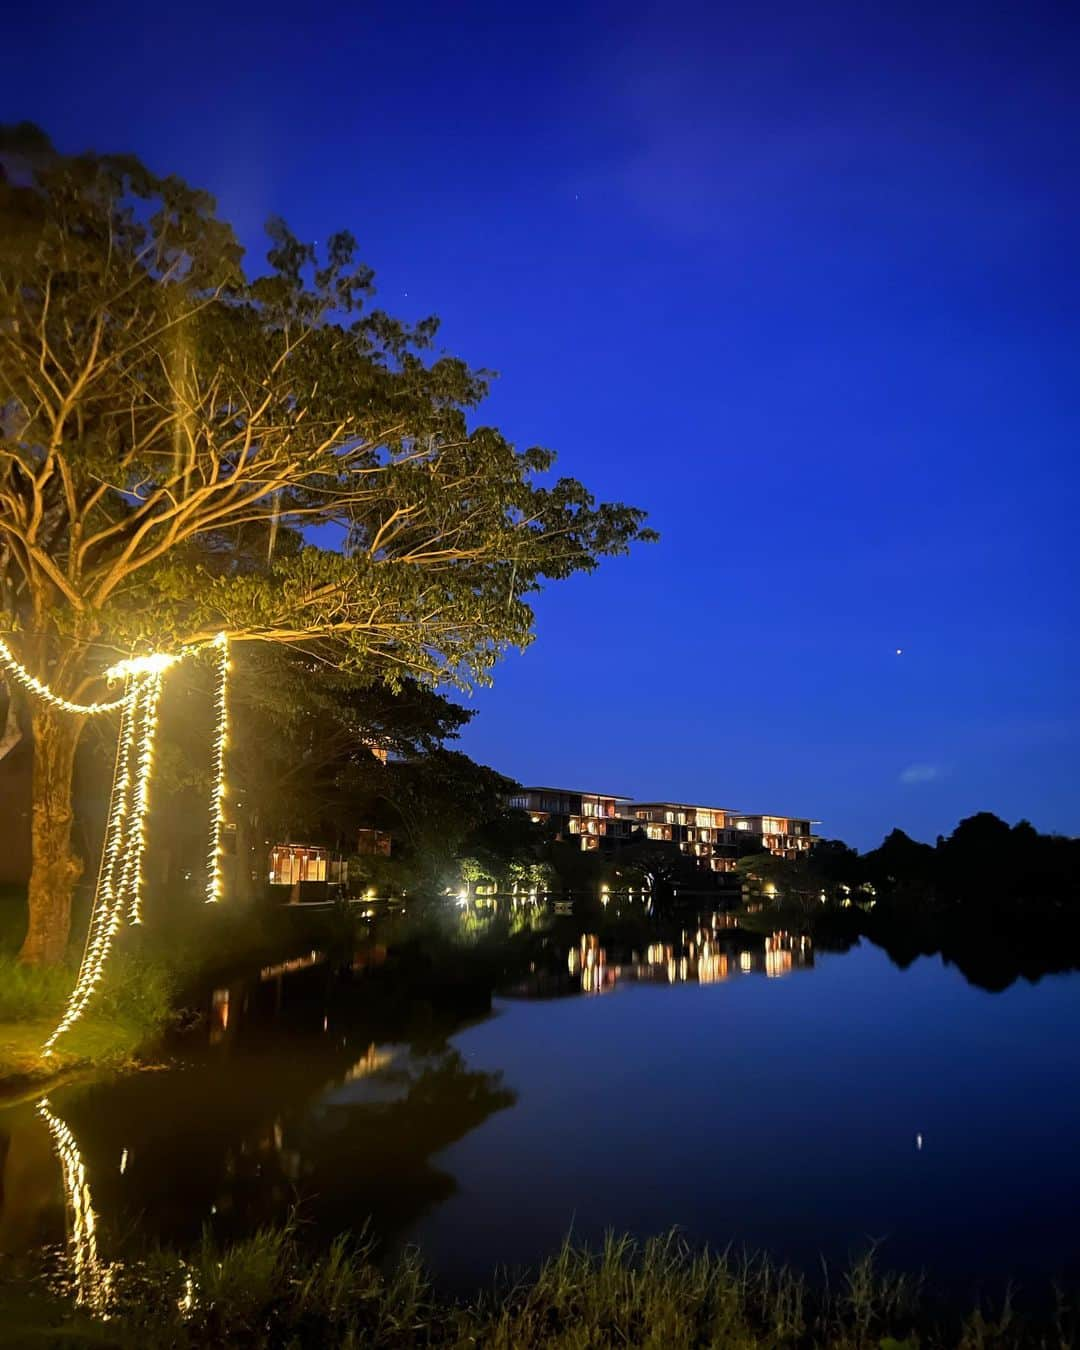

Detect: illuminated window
664,810,675,824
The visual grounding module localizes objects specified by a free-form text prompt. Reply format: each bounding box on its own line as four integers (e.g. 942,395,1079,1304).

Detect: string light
205,633,230,904
0,636,127,715
123,671,166,924
105,652,179,680
40,635,233,1052
44,675,144,1052
37,1098,112,1313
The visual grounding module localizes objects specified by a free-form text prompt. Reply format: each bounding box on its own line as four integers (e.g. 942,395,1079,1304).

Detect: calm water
3,904,1080,1302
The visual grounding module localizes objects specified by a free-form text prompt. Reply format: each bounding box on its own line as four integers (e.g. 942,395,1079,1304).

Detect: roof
627,801,741,813
518,786,634,801
734,813,823,825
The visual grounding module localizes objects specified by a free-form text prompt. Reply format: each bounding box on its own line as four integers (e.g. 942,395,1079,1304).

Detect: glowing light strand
43,679,142,1052
205,634,230,904
0,636,127,714
123,671,166,924
37,1098,112,1313
37,638,232,1051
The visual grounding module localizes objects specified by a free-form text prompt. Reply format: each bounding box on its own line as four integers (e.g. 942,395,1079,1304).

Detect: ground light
0,634,232,1052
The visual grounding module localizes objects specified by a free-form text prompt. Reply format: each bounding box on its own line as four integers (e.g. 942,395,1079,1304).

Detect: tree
458,808,554,895
152,641,475,898
809,837,862,885
862,828,936,890
0,128,655,961
612,835,692,903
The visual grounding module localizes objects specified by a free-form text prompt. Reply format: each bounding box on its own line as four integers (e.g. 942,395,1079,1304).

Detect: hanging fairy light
28,634,234,1053
0,636,127,714
205,633,230,904
43,673,160,1052
124,670,167,924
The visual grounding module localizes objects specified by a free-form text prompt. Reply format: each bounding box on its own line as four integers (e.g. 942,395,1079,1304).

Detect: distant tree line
807,813,1080,911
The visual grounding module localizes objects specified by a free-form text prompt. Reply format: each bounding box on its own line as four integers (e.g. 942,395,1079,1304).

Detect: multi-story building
726,813,817,860
627,802,743,872
505,786,636,850
506,787,819,865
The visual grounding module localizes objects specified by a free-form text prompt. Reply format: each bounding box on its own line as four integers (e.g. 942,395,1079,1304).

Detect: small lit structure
268,843,328,887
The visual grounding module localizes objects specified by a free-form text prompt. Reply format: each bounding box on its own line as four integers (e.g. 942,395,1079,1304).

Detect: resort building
504,787,637,851
726,813,817,860
506,787,818,866
627,802,743,871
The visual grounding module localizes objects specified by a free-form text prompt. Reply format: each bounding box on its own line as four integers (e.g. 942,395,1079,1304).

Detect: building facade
506,787,818,869
505,787,637,851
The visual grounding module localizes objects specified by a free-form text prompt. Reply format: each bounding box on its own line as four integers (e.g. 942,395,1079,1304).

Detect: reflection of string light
0,636,127,714
37,1098,112,1313
205,634,230,904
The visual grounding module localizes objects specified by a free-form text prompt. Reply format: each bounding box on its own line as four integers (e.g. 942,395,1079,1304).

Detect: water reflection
35,1098,112,1312
0,953,515,1274
525,918,812,998
8,896,1073,1303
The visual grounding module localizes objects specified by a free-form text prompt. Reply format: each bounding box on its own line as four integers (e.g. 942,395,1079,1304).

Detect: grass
0,1224,1067,1349
0,889,387,1093
0,949,178,1097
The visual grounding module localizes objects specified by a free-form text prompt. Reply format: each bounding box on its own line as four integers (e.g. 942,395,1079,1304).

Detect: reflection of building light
765,949,792,978
698,953,729,984
119,1148,128,1175
740,951,753,972
259,950,324,981
37,1099,112,1313
344,1043,395,1082
210,988,230,1044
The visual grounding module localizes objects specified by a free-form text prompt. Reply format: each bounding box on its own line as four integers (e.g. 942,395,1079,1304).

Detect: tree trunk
20,705,85,964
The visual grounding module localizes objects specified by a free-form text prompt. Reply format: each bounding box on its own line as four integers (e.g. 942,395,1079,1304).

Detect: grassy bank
0,891,382,1095
0,1224,1064,1349
0,948,178,1097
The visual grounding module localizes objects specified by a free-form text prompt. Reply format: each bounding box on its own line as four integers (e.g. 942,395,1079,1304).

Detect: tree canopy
0,124,655,961
0,124,654,690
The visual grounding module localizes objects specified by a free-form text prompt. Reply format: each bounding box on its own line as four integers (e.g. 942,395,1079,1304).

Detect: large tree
0,126,655,961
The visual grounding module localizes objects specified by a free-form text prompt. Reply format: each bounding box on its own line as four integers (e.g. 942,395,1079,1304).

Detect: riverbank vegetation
0,887,406,1093
1,1223,1066,1349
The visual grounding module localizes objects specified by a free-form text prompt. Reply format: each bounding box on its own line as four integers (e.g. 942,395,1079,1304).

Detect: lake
2,901,1080,1304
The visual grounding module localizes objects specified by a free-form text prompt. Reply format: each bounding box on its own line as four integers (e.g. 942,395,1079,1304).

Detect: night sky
7,1,1078,848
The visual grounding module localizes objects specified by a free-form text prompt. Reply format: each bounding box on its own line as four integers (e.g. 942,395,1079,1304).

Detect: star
895,648,903,655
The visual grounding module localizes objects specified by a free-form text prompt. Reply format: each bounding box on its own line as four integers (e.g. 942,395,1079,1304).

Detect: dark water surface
3,905,1080,1302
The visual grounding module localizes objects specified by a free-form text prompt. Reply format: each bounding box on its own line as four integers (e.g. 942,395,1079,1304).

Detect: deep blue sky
7,0,1078,847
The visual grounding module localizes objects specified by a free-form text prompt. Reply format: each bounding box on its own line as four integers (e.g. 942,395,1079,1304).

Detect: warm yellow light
0,637,127,715
43,634,234,1051
205,634,230,904
105,651,180,680
37,1099,112,1313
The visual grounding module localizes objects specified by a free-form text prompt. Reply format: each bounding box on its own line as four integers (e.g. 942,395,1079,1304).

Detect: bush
0,955,71,1021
